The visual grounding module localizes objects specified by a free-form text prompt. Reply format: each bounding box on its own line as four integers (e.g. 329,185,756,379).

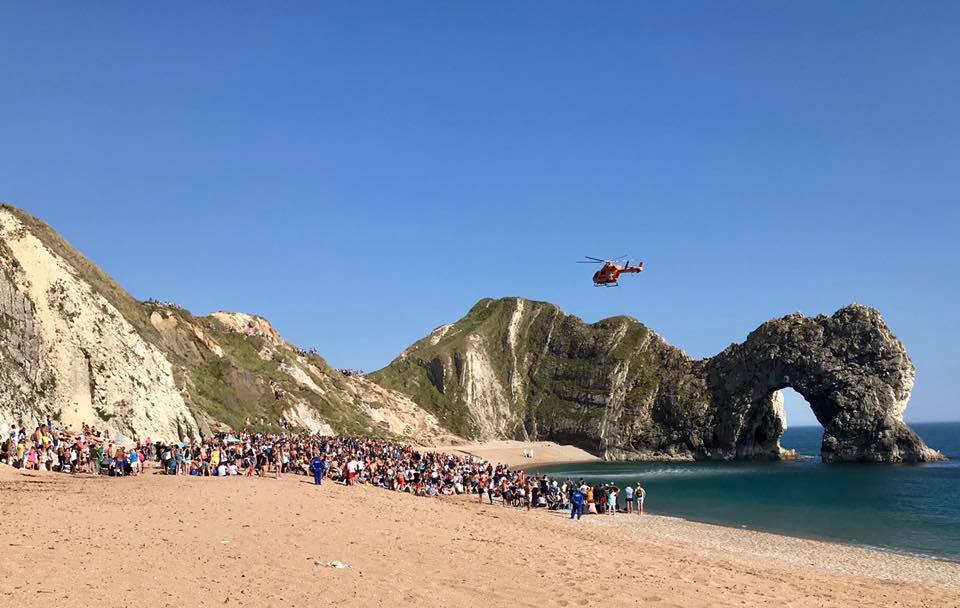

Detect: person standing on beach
636,483,645,515
310,452,326,486
345,457,359,486
570,486,584,520
274,445,283,480
624,483,634,514
479,476,493,505
607,484,618,515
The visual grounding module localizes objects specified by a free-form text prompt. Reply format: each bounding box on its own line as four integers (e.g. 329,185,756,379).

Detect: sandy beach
1,464,956,608
420,439,600,467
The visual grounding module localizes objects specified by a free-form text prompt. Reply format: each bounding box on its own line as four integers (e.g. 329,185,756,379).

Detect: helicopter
577,255,644,287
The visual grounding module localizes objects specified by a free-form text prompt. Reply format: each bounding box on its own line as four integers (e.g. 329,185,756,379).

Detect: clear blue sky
2,2,957,424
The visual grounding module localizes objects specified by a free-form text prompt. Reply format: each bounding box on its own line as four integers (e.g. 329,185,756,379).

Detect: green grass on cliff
3,204,384,437
188,315,381,436
370,358,479,437
373,296,713,447
370,297,550,438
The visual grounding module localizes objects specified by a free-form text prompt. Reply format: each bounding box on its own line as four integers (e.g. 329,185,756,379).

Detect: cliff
0,205,450,445
1,204,942,462
372,297,943,463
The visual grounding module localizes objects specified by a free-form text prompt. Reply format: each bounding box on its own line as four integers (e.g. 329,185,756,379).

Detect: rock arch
705,305,943,463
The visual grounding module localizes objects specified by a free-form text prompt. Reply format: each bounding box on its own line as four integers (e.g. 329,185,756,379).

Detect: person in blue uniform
310,452,327,486
570,486,585,520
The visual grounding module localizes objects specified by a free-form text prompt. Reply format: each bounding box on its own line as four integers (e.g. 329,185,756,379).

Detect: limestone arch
706,306,942,463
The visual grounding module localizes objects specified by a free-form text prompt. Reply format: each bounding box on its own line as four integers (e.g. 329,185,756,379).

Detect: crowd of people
337,368,366,377
144,299,184,310
1,418,149,476
1,418,647,519
294,346,322,358
149,432,646,516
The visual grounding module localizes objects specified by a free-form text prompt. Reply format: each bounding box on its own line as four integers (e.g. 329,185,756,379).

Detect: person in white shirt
346,459,359,486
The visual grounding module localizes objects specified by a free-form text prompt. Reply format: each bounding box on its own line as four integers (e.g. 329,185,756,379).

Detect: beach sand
0,465,957,608
420,439,600,467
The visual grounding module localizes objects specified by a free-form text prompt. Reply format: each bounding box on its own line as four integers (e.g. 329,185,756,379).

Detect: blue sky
1,2,957,424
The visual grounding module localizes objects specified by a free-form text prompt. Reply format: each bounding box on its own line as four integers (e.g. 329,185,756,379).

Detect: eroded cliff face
373,297,943,463
0,208,203,441
705,306,941,463
0,205,451,445
0,204,942,461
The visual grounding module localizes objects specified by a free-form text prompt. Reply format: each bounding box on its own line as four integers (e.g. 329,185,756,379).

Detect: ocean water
535,422,960,561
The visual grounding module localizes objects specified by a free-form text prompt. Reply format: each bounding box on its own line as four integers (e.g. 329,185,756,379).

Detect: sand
420,439,601,467
0,465,957,608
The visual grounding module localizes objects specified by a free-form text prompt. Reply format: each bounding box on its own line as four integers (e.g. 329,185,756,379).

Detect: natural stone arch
705,305,943,463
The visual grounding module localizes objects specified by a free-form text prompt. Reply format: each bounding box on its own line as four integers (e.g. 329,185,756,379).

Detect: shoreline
6,465,954,566
446,471,960,566
635,509,960,566
552,504,960,590
493,442,960,565
1,465,957,606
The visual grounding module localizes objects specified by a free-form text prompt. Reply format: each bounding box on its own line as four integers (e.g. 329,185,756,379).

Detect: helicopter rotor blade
583,256,606,262
576,261,603,264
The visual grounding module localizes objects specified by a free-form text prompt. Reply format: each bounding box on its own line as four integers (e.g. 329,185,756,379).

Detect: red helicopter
577,255,644,287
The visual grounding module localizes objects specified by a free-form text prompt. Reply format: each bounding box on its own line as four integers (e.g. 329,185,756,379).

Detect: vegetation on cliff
374,297,943,463
0,205,448,444
0,205,943,462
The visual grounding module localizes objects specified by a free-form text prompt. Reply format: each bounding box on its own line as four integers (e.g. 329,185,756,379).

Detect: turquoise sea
535,422,960,561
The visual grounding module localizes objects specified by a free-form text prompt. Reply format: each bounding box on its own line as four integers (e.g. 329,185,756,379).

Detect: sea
535,422,960,561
